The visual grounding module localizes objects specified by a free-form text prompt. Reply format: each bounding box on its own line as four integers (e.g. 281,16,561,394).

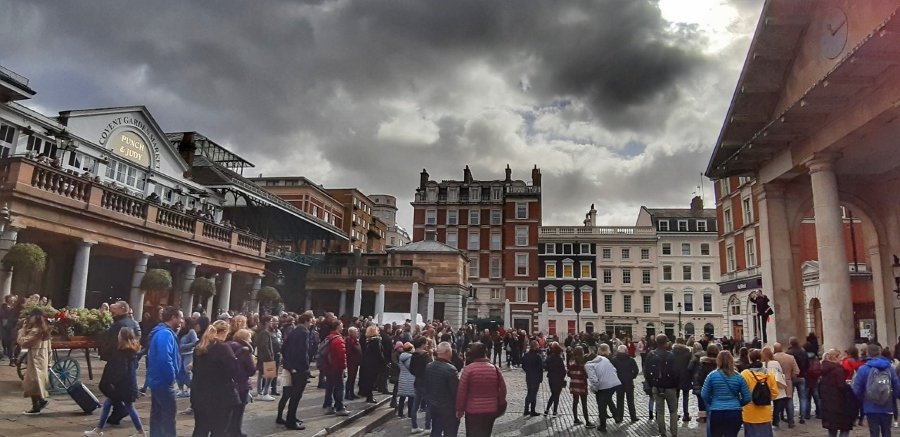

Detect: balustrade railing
236,232,262,251
201,221,232,242
100,189,147,219
31,165,91,202
156,208,196,233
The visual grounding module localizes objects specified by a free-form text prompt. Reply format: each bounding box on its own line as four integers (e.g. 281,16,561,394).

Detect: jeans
285,378,308,424
696,393,706,418
413,388,432,429
810,381,821,418
346,364,358,397
615,386,637,421
867,413,892,437
654,387,678,437
257,361,274,394
96,399,143,432
524,381,539,413
707,409,742,437
397,395,413,418
772,398,790,426
793,378,808,421
149,385,176,437
595,388,616,431
322,373,345,411
177,354,192,390
464,413,496,437
545,386,562,414
678,388,690,419
428,405,459,436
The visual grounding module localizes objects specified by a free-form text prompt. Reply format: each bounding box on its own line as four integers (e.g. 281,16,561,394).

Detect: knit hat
394,341,403,351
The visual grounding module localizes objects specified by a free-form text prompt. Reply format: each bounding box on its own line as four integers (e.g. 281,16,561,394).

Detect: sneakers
83,429,103,436
180,407,193,415
258,395,276,401
335,409,350,416
24,399,48,415
413,428,426,434
176,390,191,398
324,407,335,415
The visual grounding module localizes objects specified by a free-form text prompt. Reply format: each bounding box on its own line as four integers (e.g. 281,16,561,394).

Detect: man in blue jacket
147,306,183,437
852,343,900,436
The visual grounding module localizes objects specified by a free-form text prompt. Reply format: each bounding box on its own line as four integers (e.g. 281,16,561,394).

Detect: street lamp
677,302,683,340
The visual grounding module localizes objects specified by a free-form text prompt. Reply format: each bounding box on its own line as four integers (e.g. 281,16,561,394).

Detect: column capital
752,182,786,201
137,252,154,259
803,152,842,175
79,239,98,247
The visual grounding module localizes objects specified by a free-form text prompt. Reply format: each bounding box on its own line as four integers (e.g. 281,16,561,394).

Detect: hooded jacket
146,323,181,388
820,360,858,431
585,355,621,392
852,355,900,414
609,352,639,389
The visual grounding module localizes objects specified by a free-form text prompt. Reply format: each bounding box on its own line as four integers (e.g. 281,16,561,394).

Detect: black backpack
646,350,677,388
751,371,772,406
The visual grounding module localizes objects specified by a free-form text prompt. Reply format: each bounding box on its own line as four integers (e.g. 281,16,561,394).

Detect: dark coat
380,331,393,363
544,353,567,391
522,350,543,385
692,356,717,393
346,336,362,370
229,340,256,401
101,315,141,361
358,336,385,395
99,349,139,403
190,342,240,412
281,325,309,375
819,360,859,432
410,350,433,391
610,352,640,389
424,358,459,409
671,344,694,390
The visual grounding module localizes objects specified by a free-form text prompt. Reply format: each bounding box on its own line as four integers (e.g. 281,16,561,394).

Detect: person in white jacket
586,344,622,433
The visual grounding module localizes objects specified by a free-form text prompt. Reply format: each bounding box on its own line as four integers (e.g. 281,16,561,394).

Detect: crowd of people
8,291,900,437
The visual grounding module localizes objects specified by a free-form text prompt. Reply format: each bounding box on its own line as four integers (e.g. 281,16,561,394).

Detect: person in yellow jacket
740,349,779,437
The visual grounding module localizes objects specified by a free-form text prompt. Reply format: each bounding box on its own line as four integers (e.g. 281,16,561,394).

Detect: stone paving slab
0,353,385,437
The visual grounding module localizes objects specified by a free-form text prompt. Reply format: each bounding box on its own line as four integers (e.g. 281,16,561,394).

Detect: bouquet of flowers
67,307,113,337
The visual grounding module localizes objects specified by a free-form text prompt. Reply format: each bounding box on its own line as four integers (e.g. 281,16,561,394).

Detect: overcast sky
1,0,762,230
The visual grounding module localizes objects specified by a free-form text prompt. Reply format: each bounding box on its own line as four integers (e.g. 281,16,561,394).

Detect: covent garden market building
0,65,347,320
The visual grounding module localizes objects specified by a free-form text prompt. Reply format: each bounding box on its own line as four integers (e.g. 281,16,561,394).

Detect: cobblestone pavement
369,362,876,436
0,353,389,437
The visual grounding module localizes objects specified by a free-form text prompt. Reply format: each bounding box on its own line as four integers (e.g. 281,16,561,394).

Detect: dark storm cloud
0,0,759,228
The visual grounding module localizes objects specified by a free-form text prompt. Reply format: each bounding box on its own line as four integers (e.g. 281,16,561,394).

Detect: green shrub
140,269,172,291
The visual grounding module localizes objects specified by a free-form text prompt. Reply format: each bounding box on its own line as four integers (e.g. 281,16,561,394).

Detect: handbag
494,366,507,417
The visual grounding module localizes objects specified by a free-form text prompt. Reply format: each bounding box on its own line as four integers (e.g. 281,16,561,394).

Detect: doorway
731,320,744,341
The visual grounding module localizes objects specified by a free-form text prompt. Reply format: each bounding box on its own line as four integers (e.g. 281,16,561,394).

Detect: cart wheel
51,358,80,389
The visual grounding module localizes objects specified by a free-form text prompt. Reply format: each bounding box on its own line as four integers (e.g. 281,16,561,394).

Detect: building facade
705,0,900,350
0,66,347,318
249,176,344,254
412,165,542,331
370,194,411,248
637,199,723,340
539,205,660,340
326,188,384,253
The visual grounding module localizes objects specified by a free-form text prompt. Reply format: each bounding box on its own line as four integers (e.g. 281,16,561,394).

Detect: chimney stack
419,168,429,190
531,165,541,187
690,195,704,212
464,165,473,184
505,164,512,182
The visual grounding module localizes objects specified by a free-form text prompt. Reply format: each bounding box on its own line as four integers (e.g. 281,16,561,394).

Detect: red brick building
411,165,541,331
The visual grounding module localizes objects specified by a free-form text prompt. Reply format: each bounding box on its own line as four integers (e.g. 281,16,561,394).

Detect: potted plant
257,286,280,304
190,277,216,299
140,269,172,317
4,243,47,293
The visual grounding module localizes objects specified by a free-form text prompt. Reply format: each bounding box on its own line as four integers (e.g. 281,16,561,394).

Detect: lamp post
677,302,683,340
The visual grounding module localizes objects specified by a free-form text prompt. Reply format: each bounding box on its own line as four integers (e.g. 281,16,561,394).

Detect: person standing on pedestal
749,291,772,344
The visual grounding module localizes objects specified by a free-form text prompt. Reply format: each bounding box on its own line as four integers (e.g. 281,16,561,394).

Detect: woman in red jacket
456,342,507,437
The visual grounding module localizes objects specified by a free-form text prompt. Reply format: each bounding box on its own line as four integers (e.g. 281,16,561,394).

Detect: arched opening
645,322,656,339
684,323,695,338
809,297,823,343
585,322,594,334
704,323,715,336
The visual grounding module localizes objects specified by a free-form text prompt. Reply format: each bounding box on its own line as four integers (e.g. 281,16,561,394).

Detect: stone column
409,282,419,328
755,183,800,343
868,245,895,344
217,270,233,315
353,279,362,318
806,154,854,351
179,262,199,315
503,299,511,329
129,253,152,322
305,290,312,312
68,240,96,309
426,288,435,322
249,274,262,314
206,294,215,317
375,284,385,325
538,301,548,334
0,226,20,298
338,290,347,318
